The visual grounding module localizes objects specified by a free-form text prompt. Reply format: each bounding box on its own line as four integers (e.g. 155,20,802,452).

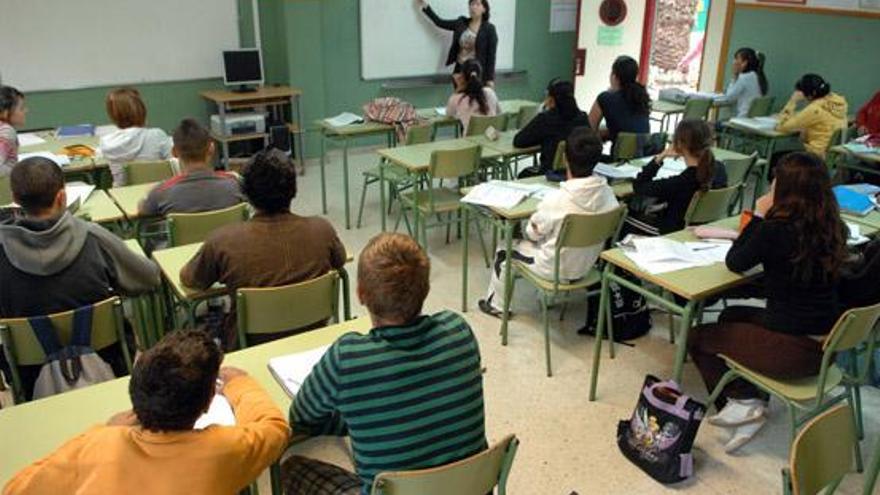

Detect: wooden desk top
200,86,302,103
830,145,880,165
19,133,108,173
0,318,370,486
78,190,125,224
106,182,158,220
318,120,395,137
152,242,226,301
465,130,540,158
722,120,798,139
377,138,501,173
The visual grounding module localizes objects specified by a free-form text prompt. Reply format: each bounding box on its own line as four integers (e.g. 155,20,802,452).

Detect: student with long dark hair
0,85,26,177
445,59,500,134
723,48,768,118
776,73,848,157
513,79,589,176
688,152,847,453
625,119,727,236
419,0,498,86
589,56,651,147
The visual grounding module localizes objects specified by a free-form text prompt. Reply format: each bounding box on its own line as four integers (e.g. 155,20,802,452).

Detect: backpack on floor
580,274,652,342
617,375,706,484
31,305,116,400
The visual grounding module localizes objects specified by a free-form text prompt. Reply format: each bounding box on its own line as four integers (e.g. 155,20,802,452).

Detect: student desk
720,120,801,193
416,108,460,136
498,99,540,116
650,99,732,133
843,210,880,232
78,190,125,225
588,217,758,400
123,239,163,348
828,144,880,179
0,318,370,487
18,133,108,185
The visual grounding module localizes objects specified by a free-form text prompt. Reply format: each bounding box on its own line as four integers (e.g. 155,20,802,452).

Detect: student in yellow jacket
3,330,290,495
776,74,848,156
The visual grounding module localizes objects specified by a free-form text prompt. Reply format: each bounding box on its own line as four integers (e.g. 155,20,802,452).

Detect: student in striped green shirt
281,233,488,495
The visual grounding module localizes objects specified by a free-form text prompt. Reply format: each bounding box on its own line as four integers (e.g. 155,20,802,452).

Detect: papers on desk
194,395,236,429
268,345,330,398
728,116,779,131
435,107,447,116
65,182,95,213
625,157,688,180
621,236,732,275
846,222,870,247
461,180,555,209
17,151,71,167
17,133,46,147
658,88,726,104
324,112,364,127
594,163,641,180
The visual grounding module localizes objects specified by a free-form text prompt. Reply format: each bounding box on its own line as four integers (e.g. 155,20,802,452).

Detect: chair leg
543,295,552,377
474,217,490,268
846,386,865,473
445,212,452,244
559,300,568,322
356,176,371,229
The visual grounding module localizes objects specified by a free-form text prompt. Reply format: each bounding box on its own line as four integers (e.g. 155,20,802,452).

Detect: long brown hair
672,119,715,191
767,152,847,282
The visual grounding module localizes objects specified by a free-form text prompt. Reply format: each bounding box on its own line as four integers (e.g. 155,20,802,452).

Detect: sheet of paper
846,222,870,247
17,133,46,147
268,345,330,398
622,237,724,275
324,112,363,127
461,182,530,210
549,0,577,32
194,394,236,429
729,116,778,131
65,181,95,209
655,158,688,179
684,241,732,264
435,107,447,116
594,163,640,180
17,151,71,167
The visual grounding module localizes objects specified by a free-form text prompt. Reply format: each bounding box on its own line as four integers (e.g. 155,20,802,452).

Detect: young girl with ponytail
445,59,500,134
625,119,728,235
589,55,651,148
724,47,768,118
776,73,848,157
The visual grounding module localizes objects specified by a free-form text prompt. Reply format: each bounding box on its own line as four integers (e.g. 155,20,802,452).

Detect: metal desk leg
320,132,328,214
343,137,351,229
462,207,470,312
379,160,387,232
499,220,515,346
671,300,697,383
589,264,612,401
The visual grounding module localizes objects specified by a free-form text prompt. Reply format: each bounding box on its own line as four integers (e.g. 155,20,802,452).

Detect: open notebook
268,345,331,398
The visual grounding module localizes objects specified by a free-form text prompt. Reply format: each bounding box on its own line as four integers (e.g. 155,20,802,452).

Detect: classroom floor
278,144,880,495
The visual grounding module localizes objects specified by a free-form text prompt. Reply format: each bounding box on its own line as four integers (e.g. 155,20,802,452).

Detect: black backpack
579,272,652,342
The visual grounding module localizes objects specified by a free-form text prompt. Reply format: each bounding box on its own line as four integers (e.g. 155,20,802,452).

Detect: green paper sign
598,26,623,46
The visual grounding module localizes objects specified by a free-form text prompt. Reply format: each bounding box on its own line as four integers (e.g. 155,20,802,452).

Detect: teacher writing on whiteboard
417,0,498,87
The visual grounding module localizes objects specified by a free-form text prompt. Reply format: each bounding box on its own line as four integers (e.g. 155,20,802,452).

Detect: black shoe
478,299,504,319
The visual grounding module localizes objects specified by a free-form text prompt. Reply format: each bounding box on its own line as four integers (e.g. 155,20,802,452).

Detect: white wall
574,0,647,109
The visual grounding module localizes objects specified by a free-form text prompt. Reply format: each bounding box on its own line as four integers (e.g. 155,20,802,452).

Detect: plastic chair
612,132,667,161
236,271,340,349
370,434,519,495
124,160,175,185
682,98,712,121
0,297,131,403
552,140,567,172
502,206,627,376
781,404,857,495
719,152,758,214
166,203,249,246
708,303,880,471
747,95,775,118
356,124,434,228
683,185,741,226
466,114,508,137
513,105,538,130
0,174,11,206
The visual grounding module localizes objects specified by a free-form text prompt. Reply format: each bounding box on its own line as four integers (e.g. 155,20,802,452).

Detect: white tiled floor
284,143,880,494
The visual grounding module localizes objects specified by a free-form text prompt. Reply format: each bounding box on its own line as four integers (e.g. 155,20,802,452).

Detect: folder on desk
56,124,95,139
834,185,875,216
268,345,330,398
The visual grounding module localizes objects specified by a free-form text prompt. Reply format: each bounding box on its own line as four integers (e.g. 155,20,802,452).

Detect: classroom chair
682,98,712,121
370,434,519,495
466,114,509,137
748,95,775,118
124,160,175,186
512,105,538,130
612,132,668,161
166,203,249,247
707,302,880,471
356,123,434,229
781,404,858,495
501,206,627,376
235,271,341,350
683,185,741,227
721,152,759,213
552,140,567,172
0,174,11,206
0,297,132,403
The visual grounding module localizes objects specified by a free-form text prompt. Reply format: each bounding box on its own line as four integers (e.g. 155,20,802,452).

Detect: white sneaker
708,399,767,427
724,418,767,453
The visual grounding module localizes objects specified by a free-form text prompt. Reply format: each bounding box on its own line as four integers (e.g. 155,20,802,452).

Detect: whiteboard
0,0,240,92
360,0,516,80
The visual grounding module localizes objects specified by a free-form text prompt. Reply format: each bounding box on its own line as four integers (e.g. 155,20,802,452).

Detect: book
17,133,46,147
324,112,363,127
834,185,875,216
268,345,330,398
55,124,95,139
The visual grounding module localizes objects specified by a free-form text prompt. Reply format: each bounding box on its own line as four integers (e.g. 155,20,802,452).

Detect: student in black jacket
419,0,498,86
514,79,589,178
625,119,727,236
688,152,847,453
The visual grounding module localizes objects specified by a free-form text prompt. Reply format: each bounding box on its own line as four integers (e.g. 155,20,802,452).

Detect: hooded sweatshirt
524,175,620,280
0,212,160,317
776,92,848,156
99,127,173,186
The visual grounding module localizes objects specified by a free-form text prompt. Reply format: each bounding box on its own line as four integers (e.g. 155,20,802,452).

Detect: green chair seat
722,354,843,402
363,164,410,182
401,188,463,215
514,261,601,292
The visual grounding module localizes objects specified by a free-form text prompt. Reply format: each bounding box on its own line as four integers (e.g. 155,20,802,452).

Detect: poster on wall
550,0,577,32
861,0,880,10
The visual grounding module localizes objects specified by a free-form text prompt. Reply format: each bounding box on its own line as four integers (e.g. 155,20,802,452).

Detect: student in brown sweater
181,149,346,349
3,329,290,495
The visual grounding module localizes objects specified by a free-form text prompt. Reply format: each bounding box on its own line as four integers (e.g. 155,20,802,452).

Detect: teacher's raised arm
417,0,499,86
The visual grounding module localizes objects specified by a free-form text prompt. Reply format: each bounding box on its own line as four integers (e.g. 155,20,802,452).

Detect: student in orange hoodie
3,329,290,495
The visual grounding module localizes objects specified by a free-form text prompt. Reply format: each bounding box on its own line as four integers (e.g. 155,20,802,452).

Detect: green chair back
557,206,627,250
748,96,775,118
0,297,130,401
612,133,642,161
683,98,712,121
722,152,758,186
429,145,481,180
514,105,538,129
167,203,249,247
552,140,568,172
823,303,880,355
405,124,434,146
785,404,855,495
235,271,340,349
825,127,847,154
466,114,508,137
684,185,741,226
370,434,519,495
125,160,175,186
0,174,11,206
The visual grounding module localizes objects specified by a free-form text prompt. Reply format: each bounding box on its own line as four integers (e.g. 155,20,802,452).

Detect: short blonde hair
106,87,146,128
358,233,430,323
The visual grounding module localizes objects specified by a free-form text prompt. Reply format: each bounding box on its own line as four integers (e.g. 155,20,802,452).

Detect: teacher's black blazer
422,6,498,82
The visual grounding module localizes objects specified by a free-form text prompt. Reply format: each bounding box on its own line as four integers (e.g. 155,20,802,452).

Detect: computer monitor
222,49,263,92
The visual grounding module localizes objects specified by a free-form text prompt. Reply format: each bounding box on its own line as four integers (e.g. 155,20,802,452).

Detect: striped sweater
291,310,487,494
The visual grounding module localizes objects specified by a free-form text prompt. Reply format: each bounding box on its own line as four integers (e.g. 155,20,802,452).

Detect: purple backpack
617,375,706,484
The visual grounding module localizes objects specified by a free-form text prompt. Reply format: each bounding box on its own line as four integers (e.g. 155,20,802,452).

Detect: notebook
834,185,875,216
194,395,236,429
324,112,363,127
268,345,330,398
56,124,96,139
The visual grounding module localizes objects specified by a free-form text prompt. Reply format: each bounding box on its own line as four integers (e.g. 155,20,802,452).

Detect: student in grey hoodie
99,87,173,186
0,157,161,398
